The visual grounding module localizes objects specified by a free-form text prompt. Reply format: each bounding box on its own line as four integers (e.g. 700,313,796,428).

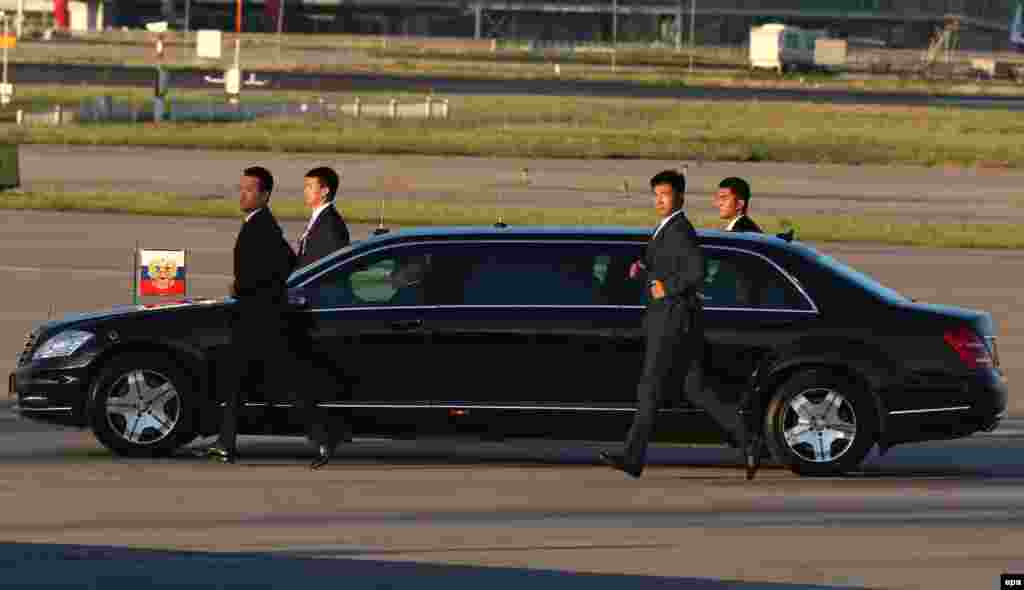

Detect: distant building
2,0,1018,51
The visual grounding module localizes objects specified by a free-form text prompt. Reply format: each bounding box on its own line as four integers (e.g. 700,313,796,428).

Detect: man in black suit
201,166,337,470
715,177,762,233
297,166,350,269
600,170,761,480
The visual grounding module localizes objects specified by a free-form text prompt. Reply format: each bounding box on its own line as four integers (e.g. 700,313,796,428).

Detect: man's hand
650,280,666,299
629,260,646,279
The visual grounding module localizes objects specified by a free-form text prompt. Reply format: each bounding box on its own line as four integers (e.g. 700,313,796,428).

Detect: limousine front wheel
764,369,877,477
88,353,197,458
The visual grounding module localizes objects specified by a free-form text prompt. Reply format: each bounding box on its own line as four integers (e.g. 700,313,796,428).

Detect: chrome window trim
294,239,646,290
245,401,702,413
296,238,819,314
888,406,971,416
305,305,819,314
239,402,979,417
702,244,819,313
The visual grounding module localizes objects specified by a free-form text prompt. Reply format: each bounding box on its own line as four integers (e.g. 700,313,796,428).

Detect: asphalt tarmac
2,399,1024,590
9,62,1024,110
3,153,1023,589
17,145,1024,225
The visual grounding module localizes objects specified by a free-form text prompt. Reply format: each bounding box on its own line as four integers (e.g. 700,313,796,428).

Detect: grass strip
4,91,1024,168
3,189,1023,249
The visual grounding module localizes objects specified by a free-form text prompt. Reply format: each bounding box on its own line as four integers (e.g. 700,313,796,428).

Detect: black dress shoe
599,451,642,479
310,444,331,471
744,437,763,481
196,445,236,464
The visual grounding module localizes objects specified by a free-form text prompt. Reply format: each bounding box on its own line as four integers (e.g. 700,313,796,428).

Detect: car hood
37,297,230,331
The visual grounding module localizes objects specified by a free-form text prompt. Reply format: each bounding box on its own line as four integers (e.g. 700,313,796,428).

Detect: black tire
88,352,198,457
764,368,877,477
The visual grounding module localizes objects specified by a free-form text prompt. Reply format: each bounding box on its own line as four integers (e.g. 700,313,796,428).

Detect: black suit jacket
641,210,706,401
645,211,704,307
232,207,296,314
297,204,350,268
728,215,762,233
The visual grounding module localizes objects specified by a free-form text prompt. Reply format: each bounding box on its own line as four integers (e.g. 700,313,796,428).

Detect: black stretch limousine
10,226,1008,476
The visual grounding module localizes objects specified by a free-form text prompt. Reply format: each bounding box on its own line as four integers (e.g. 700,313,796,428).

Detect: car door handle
391,319,424,331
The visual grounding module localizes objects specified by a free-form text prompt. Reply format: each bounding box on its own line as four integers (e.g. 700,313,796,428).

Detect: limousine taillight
943,325,995,370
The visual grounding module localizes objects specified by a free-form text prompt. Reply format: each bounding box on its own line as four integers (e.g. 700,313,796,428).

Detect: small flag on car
138,249,186,297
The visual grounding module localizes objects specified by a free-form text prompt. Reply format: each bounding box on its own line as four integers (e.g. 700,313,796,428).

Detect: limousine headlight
33,330,95,360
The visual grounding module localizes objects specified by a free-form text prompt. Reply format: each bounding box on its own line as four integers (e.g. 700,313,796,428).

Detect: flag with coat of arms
138,249,187,297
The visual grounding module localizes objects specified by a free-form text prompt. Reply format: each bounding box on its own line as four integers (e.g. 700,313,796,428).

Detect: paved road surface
1,400,1024,590
16,145,1024,225
9,62,1024,111
2,205,1023,588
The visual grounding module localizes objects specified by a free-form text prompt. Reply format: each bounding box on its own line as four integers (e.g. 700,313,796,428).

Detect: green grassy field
3,189,1023,249
4,86,1024,168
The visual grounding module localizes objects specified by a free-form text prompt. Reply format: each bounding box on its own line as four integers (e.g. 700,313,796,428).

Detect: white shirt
652,208,684,240
725,214,747,231
302,202,333,239
244,207,263,223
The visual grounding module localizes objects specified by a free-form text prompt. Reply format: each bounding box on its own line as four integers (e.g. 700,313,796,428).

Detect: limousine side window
703,248,811,310
459,245,604,305
307,248,434,308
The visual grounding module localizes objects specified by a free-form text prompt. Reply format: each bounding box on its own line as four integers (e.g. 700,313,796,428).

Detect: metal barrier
15,96,452,125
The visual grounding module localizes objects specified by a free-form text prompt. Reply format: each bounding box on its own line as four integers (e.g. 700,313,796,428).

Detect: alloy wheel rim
782,387,857,464
105,369,181,445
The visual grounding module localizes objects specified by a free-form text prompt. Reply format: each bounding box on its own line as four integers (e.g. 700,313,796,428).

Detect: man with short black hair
601,170,761,480
297,166,350,268
201,166,340,470
715,177,762,233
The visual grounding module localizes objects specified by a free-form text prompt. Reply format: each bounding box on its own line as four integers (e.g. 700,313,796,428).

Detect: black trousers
217,307,340,453
623,300,747,472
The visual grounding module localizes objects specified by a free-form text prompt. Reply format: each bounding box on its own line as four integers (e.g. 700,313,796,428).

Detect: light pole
16,0,23,39
688,0,695,72
474,2,482,40
276,0,284,64
1,11,12,107
236,0,243,34
611,0,617,72
184,0,192,60
675,0,682,51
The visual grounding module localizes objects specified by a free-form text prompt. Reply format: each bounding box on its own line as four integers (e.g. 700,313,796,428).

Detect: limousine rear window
790,244,909,304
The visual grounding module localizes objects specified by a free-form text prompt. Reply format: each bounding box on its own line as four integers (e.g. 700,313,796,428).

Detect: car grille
17,330,39,366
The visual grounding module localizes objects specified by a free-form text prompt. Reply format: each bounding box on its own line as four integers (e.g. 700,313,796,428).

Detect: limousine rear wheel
764,369,877,477
88,353,197,458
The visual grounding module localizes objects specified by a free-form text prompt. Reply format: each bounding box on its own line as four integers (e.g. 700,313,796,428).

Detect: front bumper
10,362,92,427
884,369,1008,446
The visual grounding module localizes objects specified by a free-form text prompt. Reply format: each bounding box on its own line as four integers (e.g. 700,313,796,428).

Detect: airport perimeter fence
16,94,451,126
10,27,1024,80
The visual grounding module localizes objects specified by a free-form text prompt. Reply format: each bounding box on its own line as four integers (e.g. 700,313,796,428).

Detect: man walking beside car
601,170,763,480
200,166,338,470
715,177,762,233
297,166,350,269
